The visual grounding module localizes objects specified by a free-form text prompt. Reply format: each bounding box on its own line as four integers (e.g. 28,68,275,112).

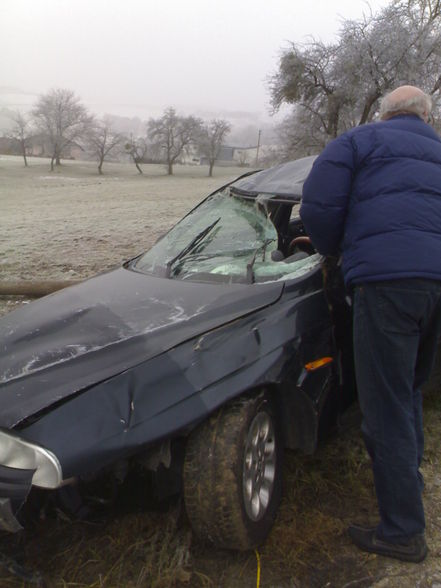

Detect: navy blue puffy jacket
300,115,441,286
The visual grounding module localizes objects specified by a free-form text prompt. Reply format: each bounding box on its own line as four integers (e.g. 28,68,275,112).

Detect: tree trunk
50,155,55,171
0,280,81,297
329,108,340,139
327,94,341,139
98,157,103,175
135,160,143,174
20,139,28,167
208,161,214,177
167,160,173,175
358,92,381,125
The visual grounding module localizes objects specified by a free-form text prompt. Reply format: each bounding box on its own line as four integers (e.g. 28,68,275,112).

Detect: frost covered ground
1,156,441,587
0,155,240,284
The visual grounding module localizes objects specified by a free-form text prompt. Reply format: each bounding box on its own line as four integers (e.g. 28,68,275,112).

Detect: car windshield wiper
246,238,276,284
165,217,221,278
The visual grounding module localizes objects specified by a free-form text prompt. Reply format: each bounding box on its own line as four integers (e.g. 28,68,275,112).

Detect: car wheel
183,393,282,550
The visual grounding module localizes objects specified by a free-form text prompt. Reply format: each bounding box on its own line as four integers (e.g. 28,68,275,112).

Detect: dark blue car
0,156,354,550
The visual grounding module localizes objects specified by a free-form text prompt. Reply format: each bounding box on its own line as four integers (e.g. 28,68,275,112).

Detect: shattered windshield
132,188,319,283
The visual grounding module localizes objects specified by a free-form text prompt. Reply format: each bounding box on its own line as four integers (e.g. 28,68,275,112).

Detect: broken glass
133,189,319,283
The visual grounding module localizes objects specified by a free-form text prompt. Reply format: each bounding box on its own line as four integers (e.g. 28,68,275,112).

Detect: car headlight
0,430,62,489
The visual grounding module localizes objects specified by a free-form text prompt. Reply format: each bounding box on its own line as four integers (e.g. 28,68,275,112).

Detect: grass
1,396,437,587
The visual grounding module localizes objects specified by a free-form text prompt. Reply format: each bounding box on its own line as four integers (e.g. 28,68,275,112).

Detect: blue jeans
353,279,441,542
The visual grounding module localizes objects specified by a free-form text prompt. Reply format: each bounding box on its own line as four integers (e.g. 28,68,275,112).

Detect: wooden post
0,281,81,298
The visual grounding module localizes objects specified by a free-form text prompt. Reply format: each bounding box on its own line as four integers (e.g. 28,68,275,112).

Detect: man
301,85,441,563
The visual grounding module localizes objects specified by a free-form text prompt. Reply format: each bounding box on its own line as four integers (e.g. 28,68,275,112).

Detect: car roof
230,155,316,202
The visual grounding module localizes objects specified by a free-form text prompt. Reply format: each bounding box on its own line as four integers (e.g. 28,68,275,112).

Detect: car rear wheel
183,393,282,550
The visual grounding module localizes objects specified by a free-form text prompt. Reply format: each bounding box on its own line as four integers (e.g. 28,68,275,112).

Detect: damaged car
0,156,355,550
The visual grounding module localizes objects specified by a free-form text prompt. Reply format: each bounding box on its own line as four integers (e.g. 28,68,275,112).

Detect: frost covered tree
87,118,126,174
8,111,32,167
198,119,231,177
124,136,148,174
270,0,441,157
147,107,202,175
32,89,93,170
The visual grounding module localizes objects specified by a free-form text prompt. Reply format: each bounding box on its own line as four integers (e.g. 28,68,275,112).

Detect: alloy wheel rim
243,411,276,521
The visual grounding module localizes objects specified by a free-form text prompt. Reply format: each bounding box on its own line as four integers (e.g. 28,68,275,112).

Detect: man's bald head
379,85,432,122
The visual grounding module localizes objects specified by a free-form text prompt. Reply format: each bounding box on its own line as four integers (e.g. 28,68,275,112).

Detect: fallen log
0,280,81,298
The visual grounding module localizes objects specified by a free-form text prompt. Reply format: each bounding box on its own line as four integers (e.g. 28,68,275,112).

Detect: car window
132,189,320,284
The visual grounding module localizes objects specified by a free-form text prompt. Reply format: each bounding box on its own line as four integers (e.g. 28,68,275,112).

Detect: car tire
183,392,282,550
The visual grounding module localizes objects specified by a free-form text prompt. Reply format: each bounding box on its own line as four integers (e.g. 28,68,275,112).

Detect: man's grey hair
379,91,432,121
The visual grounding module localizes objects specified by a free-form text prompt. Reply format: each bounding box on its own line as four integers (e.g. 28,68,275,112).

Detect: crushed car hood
0,267,283,427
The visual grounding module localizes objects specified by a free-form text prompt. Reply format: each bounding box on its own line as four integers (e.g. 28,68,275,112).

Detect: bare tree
32,88,93,171
87,118,126,174
270,41,348,142
198,119,231,176
147,107,202,175
8,111,32,166
337,0,441,123
275,107,328,162
270,0,441,156
124,136,148,174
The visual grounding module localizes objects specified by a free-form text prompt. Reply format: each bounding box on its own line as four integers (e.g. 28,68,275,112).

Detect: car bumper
0,464,35,532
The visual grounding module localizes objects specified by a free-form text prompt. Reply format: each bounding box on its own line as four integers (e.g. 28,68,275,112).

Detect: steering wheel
288,235,315,256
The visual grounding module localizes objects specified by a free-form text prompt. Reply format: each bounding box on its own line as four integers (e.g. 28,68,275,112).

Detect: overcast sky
1,0,391,121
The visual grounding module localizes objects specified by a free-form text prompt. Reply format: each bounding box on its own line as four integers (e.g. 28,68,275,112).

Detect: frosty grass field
1,155,441,587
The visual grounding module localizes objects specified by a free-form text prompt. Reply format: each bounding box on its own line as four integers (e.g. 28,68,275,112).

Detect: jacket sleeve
300,133,355,256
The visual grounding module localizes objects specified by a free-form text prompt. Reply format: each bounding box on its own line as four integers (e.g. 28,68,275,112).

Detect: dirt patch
1,156,441,587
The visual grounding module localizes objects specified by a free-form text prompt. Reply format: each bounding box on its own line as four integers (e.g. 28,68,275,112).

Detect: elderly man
301,85,441,562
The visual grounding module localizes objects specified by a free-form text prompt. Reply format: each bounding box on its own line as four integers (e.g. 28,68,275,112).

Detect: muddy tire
183,393,282,550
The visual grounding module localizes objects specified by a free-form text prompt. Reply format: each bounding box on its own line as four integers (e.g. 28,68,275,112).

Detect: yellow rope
255,549,261,588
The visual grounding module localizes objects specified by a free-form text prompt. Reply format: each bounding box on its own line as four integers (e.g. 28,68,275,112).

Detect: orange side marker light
304,356,334,371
